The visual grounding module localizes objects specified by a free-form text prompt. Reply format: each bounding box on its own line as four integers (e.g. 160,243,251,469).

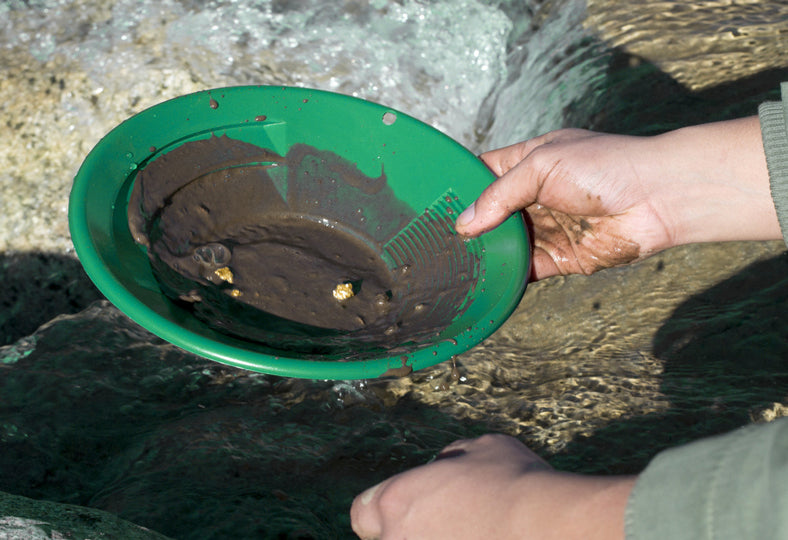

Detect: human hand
456,117,779,280
350,434,635,540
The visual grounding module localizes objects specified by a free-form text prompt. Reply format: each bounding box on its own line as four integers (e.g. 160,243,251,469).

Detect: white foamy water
1,0,597,254
1,0,516,149
1,0,602,255
483,2,609,148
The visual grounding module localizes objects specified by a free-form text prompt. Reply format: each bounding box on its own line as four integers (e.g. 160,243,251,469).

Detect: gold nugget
230,289,242,297
333,282,354,301
214,266,234,284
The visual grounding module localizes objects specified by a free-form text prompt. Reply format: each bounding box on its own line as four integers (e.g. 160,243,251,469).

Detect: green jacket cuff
758,81,788,247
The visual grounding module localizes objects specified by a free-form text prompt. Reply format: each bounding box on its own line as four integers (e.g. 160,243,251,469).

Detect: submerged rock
0,490,171,540
0,301,495,539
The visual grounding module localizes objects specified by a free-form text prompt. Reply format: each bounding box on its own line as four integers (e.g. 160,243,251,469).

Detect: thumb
456,129,598,237
350,480,387,539
454,157,540,237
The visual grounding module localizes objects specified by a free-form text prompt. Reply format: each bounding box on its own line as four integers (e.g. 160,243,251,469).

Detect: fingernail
456,202,475,227
359,482,382,505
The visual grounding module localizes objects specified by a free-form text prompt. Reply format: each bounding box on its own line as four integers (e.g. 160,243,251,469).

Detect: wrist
506,472,636,540
647,117,781,247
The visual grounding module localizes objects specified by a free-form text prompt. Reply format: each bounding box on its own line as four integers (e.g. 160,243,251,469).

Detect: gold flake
214,267,234,283
332,282,354,301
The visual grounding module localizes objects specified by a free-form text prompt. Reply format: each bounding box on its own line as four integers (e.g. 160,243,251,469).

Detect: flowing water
1,0,788,538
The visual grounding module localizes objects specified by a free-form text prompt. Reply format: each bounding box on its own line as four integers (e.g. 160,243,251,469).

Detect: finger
350,480,389,540
529,247,561,281
461,129,600,237
458,134,574,238
455,156,544,237
479,140,535,177
479,129,594,177
439,438,473,452
432,438,474,460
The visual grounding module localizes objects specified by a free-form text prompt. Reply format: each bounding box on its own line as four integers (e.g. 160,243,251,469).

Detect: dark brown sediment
129,136,479,358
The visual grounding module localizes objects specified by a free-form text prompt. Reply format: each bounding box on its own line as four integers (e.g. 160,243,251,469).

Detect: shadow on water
564,48,788,135
0,294,508,539
552,252,788,475
535,47,788,474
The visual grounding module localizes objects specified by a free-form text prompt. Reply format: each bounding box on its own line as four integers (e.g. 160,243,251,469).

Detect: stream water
1,0,787,538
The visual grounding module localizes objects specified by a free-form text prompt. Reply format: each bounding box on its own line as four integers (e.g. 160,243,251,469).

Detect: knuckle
527,145,562,181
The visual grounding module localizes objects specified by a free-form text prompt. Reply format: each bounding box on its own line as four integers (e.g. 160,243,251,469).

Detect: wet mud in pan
128,135,480,359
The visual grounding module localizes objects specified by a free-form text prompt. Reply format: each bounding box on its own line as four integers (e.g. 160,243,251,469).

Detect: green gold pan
69,86,529,380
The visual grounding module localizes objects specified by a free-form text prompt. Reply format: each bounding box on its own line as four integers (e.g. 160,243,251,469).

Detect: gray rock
0,490,171,539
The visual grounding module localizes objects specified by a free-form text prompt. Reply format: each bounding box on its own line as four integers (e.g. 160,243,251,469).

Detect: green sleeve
625,418,788,539
758,81,788,246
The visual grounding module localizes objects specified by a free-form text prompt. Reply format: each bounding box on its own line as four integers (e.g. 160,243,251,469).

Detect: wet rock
0,490,171,539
